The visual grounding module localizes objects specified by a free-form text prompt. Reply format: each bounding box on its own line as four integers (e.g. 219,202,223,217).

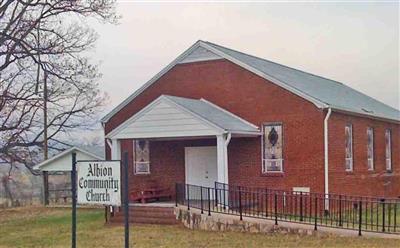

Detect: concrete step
129,206,175,213
109,206,178,225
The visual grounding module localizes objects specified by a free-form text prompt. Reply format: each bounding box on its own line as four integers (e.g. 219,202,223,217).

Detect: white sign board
77,161,121,206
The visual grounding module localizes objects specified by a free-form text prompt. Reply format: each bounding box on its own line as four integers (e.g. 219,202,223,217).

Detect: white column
110,139,122,212
111,139,121,160
217,134,231,208
216,134,229,184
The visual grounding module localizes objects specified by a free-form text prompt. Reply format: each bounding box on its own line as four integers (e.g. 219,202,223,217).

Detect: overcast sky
90,1,399,119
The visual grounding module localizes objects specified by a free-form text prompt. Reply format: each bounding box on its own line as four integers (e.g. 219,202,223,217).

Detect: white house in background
33,146,104,172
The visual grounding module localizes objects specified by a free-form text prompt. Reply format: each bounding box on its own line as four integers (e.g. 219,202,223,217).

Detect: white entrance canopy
33,147,104,172
106,95,261,185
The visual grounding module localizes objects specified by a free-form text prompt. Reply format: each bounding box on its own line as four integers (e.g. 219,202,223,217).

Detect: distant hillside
0,164,42,208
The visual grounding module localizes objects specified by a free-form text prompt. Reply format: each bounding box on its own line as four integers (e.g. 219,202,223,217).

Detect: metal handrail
176,183,400,235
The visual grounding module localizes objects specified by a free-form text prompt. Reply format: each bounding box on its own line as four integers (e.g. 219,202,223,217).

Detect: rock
248,223,260,233
260,223,273,233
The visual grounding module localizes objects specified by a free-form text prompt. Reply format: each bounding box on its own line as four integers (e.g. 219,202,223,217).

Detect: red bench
130,181,172,203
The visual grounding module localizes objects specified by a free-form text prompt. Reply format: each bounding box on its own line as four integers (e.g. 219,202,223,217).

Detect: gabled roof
33,146,104,171
204,41,400,122
102,40,400,123
106,95,260,139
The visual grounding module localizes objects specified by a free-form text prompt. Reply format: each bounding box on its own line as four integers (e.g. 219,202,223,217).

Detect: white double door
185,146,218,190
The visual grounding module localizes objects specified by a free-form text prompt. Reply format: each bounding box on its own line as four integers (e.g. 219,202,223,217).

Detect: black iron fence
176,182,400,235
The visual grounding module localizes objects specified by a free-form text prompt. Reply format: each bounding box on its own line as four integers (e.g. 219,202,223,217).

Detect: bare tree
0,0,118,170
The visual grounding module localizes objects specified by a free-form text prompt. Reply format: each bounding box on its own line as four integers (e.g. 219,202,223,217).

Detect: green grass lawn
0,207,399,248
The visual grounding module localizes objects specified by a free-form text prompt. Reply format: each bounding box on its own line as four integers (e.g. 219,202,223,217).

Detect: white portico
105,95,260,188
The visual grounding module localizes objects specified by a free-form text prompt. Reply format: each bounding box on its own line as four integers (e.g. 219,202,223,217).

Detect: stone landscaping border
174,205,400,239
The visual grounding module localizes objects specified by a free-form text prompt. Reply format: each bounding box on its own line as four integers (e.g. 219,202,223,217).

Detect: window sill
261,172,285,177
134,173,151,176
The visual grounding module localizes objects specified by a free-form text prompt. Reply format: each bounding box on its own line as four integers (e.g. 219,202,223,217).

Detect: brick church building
102,40,399,199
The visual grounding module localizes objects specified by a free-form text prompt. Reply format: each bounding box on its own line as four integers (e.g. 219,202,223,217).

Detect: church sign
76,160,121,206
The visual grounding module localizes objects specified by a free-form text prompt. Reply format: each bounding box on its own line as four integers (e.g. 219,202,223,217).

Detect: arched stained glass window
367,127,374,170
133,140,150,175
385,129,392,172
262,123,283,173
345,124,353,171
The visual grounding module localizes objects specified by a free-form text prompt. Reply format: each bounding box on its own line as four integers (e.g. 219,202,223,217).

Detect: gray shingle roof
164,95,259,133
204,41,400,122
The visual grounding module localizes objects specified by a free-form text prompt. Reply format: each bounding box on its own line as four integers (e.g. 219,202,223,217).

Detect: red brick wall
104,60,323,135
105,59,399,198
328,112,400,198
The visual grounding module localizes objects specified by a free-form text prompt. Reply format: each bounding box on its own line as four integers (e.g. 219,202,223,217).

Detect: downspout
324,108,332,211
225,132,232,146
106,139,112,149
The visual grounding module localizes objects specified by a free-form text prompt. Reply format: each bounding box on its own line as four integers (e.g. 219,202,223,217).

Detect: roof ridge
102,40,399,124
203,40,346,86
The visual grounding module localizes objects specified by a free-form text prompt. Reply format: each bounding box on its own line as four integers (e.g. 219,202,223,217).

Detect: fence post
314,196,318,231
300,191,303,222
265,189,268,217
358,200,362,236
175,183,178,207
239,187,243,221
187,185,190,211
105,206,108,223
215,182,218,207
339,195,342,227
200,186,204,214
274,193,278,225
394,201,397,233
208,187,211,216
223,183,226,209
382,199,386,232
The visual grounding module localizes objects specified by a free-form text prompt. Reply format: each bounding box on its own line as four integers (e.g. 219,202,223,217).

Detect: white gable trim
101,40,327,124
106,95,226,139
